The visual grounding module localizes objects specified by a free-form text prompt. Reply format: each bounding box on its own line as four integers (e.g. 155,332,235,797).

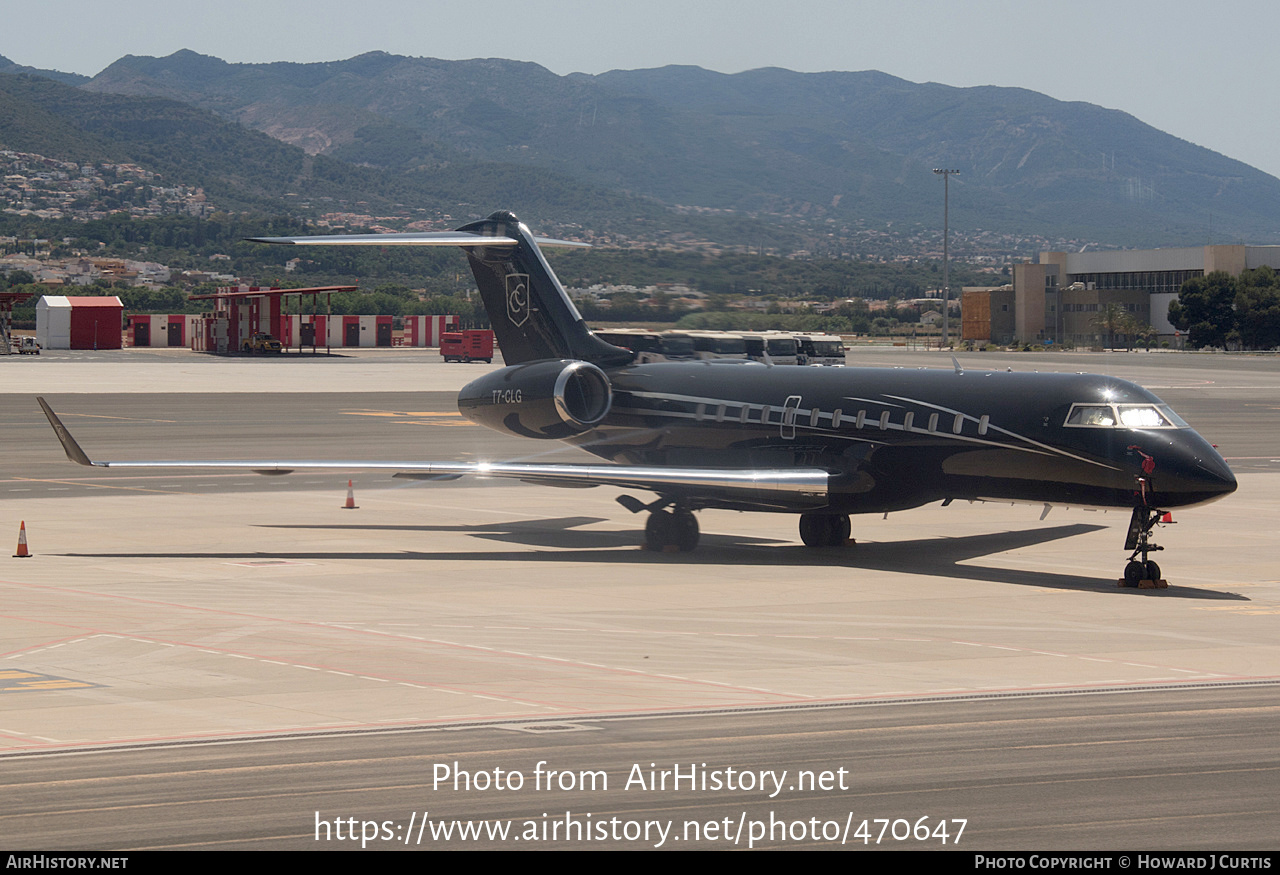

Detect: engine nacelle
458,359,613,439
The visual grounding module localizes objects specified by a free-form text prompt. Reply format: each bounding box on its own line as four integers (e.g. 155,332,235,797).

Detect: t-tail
247,210,633,367
456,211,631,367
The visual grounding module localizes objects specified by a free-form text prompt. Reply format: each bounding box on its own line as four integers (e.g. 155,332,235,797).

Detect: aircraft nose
1196,451,1237,498
1149,434,1237,507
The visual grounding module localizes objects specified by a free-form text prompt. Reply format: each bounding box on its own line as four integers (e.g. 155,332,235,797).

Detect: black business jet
38,211,1236,585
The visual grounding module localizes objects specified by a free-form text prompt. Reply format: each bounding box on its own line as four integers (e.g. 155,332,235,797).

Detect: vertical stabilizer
456,212,632,367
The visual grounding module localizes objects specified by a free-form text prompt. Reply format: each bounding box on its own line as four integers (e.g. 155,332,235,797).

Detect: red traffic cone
342,480,359,510
13,521,31,558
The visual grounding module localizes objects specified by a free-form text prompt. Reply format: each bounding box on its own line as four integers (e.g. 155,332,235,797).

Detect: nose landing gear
1121,505,1171,588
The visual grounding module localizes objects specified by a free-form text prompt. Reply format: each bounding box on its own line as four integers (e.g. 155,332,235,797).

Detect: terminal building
964,244,1280,346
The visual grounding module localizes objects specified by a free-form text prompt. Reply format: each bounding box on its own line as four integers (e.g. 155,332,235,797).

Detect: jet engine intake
458,359,612,439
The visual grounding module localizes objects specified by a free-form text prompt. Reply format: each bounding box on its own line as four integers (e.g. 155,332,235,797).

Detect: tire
671,509,699,552
645,511,674,550
1144,560,1161,582
799,513,834,547
1124,560,1145,587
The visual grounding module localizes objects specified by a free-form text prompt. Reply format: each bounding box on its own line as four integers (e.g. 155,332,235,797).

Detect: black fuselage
557,361,1236,515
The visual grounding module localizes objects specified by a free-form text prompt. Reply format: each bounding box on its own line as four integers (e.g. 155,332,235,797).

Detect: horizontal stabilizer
246,232,588,248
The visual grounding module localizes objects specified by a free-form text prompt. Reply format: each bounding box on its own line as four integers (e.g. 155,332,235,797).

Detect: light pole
933,168,959,348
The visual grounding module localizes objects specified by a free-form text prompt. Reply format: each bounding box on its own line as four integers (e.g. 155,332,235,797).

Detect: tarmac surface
2,346,1278,850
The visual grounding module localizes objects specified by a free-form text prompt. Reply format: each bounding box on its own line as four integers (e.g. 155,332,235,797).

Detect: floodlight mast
933,168,960,348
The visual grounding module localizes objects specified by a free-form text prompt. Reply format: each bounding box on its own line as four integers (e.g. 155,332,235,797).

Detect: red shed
36,296,124,350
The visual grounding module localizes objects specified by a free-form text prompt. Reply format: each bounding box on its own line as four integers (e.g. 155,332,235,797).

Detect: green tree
1234,267,1280,350
1168,271,1238,349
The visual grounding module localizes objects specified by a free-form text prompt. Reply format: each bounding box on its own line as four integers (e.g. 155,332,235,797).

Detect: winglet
36,397,98,467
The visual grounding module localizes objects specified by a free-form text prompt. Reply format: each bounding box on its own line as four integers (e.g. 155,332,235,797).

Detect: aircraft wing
37,398,827,505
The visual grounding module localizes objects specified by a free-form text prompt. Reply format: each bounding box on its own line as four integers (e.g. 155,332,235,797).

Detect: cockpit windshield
1065,403,1186,429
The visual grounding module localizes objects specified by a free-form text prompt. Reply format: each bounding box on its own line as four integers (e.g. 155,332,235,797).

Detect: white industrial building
1009,244,1280,345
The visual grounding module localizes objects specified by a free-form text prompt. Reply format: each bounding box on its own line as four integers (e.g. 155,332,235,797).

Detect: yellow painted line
0,670,99,692
9,680,94,690
342,411,462,417
391,420,477,427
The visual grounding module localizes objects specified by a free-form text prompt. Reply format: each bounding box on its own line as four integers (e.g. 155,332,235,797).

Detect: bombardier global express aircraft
39,211,1236,585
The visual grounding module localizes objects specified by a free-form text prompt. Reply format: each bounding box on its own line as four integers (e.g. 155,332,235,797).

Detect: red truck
440,329,494,363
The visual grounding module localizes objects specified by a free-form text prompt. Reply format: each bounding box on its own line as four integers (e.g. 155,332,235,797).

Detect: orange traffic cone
13,521,31,558
342,480,359,510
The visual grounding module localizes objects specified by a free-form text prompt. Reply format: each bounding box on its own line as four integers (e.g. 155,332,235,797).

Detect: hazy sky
4,0,1278,179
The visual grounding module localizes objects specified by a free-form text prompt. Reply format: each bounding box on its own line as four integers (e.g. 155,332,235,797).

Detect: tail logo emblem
506,274,530,327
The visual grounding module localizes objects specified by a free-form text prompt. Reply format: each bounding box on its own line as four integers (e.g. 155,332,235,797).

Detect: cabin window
1116,405,1172,428
903,412,914,431
1064,403,1182,429
952,413,964,434
832,409,843,428
1065,405,1115,427
878,411,890,430
927,413,939,433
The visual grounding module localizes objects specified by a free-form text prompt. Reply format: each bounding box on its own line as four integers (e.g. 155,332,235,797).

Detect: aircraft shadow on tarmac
62,516,1248,600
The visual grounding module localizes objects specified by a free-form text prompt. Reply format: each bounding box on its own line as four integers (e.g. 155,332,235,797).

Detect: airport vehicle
793,333,846,366
593,329,666,363
740,332,800,366
440,329,494,363
687,331,748,360
37,211,1236,583
594,330,697,363
242,332,283,354
13,336,40,355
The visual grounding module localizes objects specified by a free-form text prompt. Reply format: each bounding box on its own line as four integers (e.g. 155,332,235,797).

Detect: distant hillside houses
0,252,179,289
0,149,211,221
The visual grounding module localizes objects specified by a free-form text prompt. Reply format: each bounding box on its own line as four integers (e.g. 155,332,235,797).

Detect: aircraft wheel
645,511,674,550
833,514,851,545
1144,560,1162,582
799,513,834,547
672,509,699,552
1123,560,1145,587
646,509,699,552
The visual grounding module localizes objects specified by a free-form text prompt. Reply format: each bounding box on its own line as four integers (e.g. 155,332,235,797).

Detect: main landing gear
799,512,852,548
618,495,700,552
1121,505,1172,588
644,506,700,552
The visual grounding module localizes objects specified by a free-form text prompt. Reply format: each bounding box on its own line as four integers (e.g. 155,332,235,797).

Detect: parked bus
686,331,748,360
594,329,697,363
738,331,799,365
793,333,846,366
